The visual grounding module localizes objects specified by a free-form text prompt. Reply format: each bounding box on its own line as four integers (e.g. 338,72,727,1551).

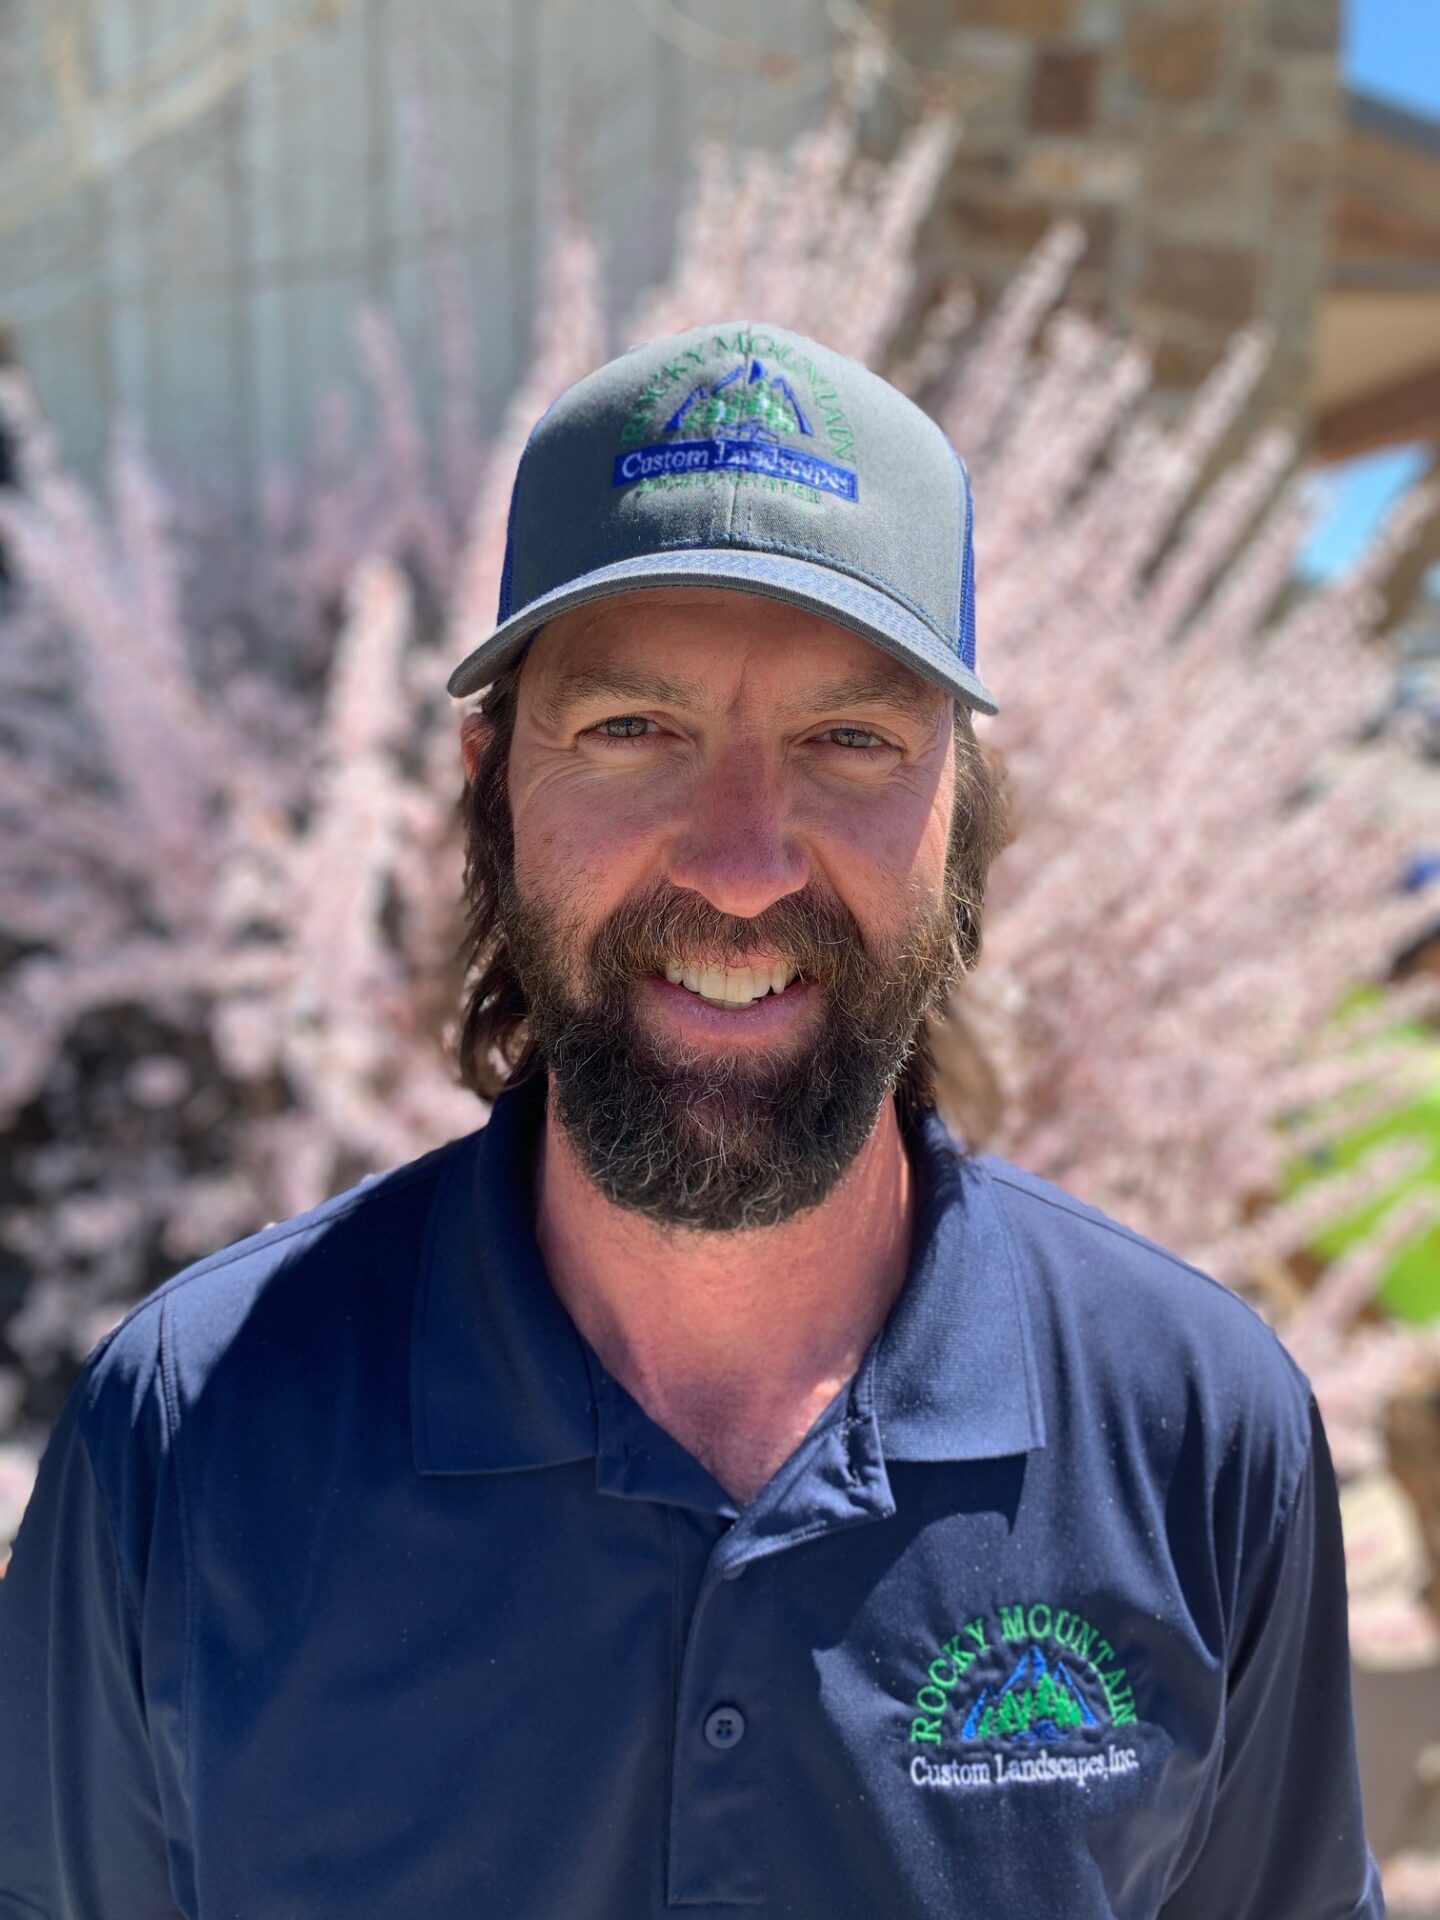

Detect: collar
411,1069,1046,1477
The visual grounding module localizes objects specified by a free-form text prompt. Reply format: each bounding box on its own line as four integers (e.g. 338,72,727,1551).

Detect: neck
533,1085,915,1495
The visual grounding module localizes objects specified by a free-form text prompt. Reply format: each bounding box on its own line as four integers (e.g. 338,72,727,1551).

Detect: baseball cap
446,319,998,716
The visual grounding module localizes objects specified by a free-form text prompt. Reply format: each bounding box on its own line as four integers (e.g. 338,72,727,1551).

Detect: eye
818,725,894,752
588,714,658,742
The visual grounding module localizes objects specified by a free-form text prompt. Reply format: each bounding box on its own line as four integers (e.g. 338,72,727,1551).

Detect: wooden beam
1314,361,1440,462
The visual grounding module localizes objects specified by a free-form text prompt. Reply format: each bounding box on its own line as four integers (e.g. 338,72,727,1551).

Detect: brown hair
455,655,1012,1130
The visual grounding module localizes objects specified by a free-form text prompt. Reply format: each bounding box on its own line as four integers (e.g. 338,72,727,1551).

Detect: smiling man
0,322,1381,1920
456,585,989,1509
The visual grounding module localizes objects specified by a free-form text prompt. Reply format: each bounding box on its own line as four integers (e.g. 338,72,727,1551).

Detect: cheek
511,777,667,919
803,785,950,903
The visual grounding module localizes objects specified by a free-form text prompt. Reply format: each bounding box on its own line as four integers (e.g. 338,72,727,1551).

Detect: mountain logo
909,1600,1140,1751
662,358,813,443
960,1643,1102,1744
611,339,859,502
906,1600,1144,1793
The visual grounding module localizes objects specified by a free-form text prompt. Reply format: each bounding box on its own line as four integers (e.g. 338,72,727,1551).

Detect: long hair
455,654,1012,1129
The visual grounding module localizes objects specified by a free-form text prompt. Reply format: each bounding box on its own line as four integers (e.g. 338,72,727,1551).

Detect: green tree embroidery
1034,1674,1084,1729
996,1689,1032,1736
688,378,795,439
975,1670,1087,1742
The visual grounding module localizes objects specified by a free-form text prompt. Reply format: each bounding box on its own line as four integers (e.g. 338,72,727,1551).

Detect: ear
459,709,493,784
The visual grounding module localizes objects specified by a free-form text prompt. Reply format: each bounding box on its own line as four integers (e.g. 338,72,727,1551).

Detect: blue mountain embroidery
961,1644,1102,1744
663,358,814,441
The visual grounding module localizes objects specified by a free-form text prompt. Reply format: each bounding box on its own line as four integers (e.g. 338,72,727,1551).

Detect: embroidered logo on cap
906,1600,1143,1793
611,333,859,504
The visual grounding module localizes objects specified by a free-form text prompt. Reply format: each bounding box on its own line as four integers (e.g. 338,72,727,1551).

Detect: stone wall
886,0,1344,431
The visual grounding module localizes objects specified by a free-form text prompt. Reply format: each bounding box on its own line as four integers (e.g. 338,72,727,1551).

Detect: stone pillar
887,0,1344,433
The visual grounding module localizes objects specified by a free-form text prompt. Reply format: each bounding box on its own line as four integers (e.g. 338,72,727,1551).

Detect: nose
663,737,809,920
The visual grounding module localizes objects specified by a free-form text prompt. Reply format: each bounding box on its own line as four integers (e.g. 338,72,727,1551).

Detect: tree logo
907,1600,1144,1794
663,358,812,444
960,1641,1102,1743
611,335,860,502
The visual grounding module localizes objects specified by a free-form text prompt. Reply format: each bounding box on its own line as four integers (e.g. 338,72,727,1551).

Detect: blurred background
0,0,1438,1900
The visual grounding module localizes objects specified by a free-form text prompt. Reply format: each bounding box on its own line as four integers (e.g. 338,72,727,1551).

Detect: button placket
667,1560,768,1908
667,1379,895,1906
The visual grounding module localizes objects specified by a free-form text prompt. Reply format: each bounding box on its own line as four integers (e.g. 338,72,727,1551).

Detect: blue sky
1296,0,1438,580
1299,446,1431,581
1342,0,1440,120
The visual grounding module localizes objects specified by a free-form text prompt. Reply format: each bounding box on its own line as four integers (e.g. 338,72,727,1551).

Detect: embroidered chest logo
908,1600,1143,1793
611,332,859,503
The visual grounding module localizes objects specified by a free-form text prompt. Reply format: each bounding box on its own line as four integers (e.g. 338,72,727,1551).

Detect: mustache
584,884,869,989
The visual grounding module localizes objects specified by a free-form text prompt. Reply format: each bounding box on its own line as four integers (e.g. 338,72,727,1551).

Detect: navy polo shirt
1,1071,1381,1919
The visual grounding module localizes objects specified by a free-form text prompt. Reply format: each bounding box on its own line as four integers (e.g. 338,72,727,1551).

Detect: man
0,322,1381,1918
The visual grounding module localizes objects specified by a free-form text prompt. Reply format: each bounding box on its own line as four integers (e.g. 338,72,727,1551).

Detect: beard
496,856,963,1233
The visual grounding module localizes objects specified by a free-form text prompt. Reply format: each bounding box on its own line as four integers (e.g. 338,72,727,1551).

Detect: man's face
478,586,964,1232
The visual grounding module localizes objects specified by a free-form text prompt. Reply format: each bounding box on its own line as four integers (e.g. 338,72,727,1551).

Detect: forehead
520,587,946,724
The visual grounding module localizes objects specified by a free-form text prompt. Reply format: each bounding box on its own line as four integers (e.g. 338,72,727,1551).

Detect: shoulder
975,1149,1304,1384
973,1151,1314,1497
73,1130,480,1480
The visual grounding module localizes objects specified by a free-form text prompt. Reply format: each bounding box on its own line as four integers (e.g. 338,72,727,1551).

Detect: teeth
662,959,800,1006
723,967,755,1003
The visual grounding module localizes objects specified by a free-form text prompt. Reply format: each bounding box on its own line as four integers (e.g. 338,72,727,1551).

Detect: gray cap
446,319,997,716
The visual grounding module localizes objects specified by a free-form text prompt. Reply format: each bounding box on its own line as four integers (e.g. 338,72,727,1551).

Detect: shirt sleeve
1158,1392,1385,1920
0,1380,184,1919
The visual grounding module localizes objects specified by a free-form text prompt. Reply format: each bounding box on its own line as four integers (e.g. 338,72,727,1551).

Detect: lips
643,971,816,1026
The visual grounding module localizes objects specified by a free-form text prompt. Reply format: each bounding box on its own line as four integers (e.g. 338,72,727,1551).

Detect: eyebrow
537,662,941,729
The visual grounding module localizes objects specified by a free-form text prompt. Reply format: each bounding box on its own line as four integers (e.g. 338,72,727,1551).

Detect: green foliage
1281,989,1440,1323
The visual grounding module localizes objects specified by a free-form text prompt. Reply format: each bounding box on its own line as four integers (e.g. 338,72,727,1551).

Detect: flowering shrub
1,63,1438,1717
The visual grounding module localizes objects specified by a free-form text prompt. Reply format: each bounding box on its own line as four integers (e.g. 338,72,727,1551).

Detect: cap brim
445,548,999,716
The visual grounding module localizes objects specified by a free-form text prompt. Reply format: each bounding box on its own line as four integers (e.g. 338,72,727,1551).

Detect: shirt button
703,1705,746,1750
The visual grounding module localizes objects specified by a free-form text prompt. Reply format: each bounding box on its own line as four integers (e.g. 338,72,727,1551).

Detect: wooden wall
0,0,837,491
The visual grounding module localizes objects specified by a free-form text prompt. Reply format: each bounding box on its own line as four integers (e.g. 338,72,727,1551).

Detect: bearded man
0,323,1380,1919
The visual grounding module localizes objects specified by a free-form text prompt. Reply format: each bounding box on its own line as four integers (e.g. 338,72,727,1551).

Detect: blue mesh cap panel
956,455,977,674
496,391,571,623
496,450,524,625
